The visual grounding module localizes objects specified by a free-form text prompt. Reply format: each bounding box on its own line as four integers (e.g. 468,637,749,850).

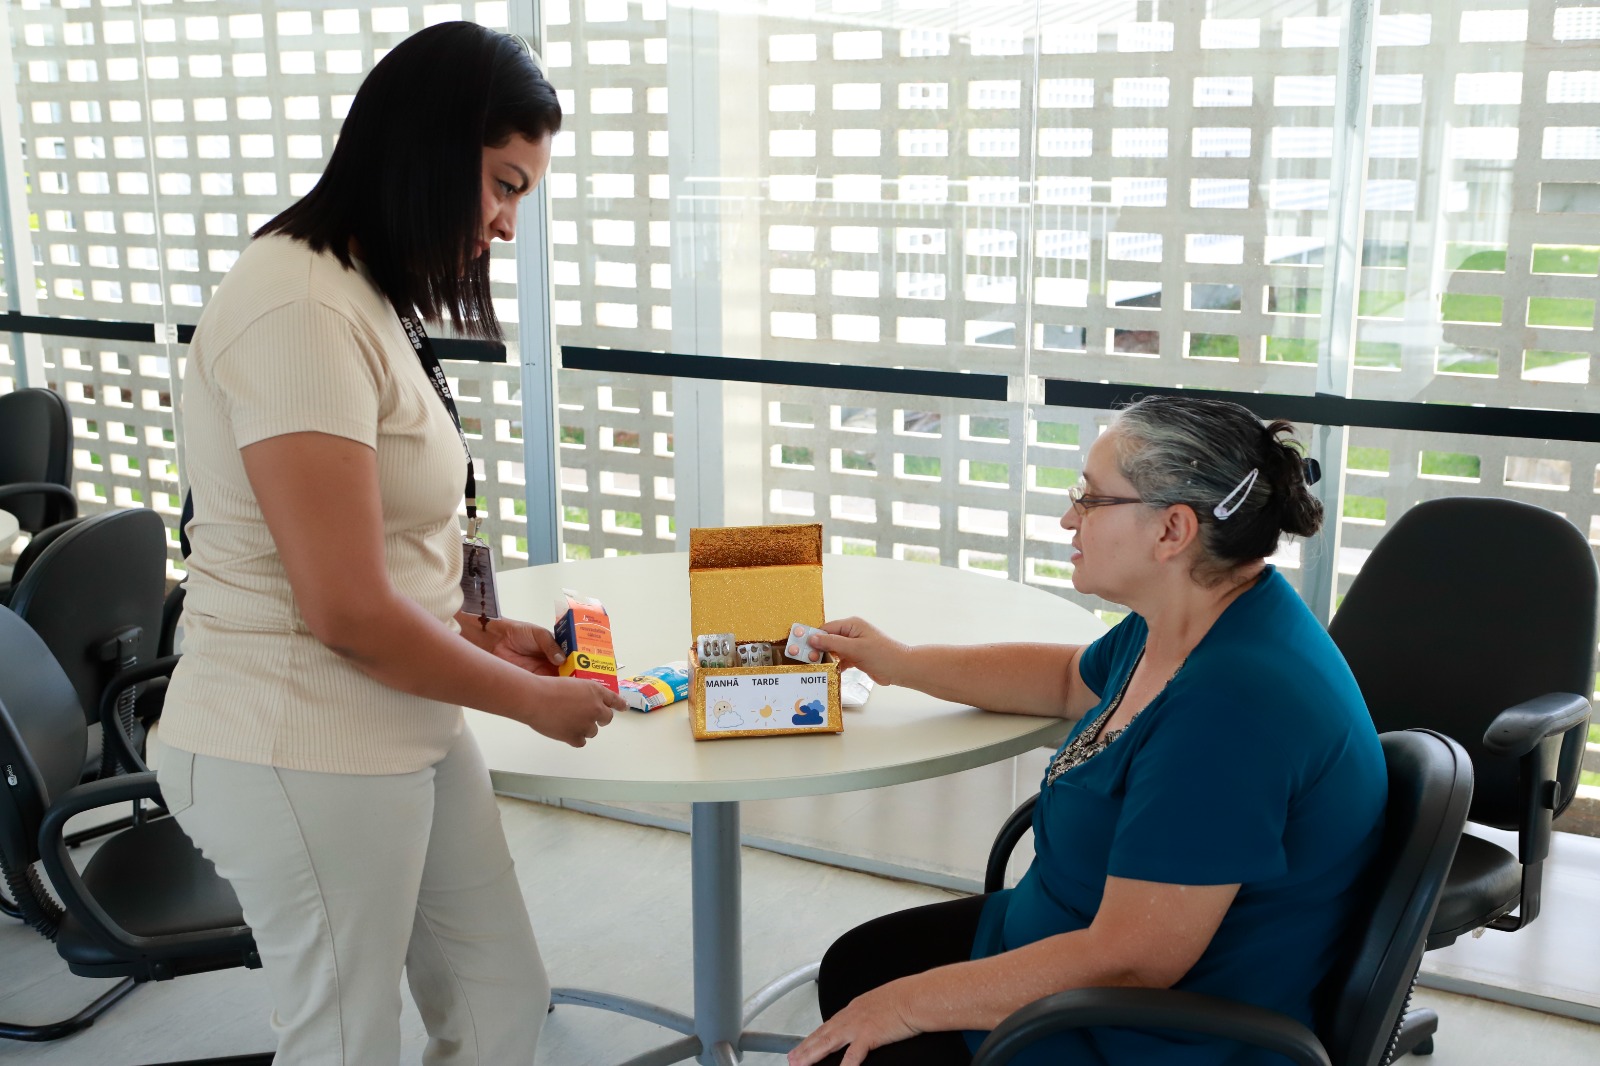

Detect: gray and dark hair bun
1111,395,1324,574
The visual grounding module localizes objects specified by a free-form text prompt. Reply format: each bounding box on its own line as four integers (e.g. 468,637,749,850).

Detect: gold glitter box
687,523,843,741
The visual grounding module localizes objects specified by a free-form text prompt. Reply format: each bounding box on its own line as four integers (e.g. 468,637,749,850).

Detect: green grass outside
970,556,1007,572
1265,337,1318,364
1449,246,1507,272
902,455,939,477
1524,349,1587,372
1035,466,1077,490
1419,451,1481,479
1036,421,1079,447
1343,495,1386,521
841,541,876,557
841,451,876,472
1438,353,1498,376
613,512,642,530
560,426,584,446
780,445,813,467
1356,342,1402,369
1189,333,1240,360
1270,287,1323,315
1440,293,1502,324
563,506,587,526
1358,290,1405,318
1034,561,1073,580
1528,297,1595,329
1347,447,1390,473
969,417,1009,440
968,461,1009,485
1532,245,1600,275
564,543,592,561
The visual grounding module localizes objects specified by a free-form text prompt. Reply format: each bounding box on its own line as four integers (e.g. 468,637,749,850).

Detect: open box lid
689,524,824,644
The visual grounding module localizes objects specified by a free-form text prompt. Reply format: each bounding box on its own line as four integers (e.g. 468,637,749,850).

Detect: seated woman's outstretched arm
809,617,1102,719
788,876,1238,1066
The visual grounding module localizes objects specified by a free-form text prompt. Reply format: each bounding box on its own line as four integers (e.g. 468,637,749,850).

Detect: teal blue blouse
965,568,1387,1065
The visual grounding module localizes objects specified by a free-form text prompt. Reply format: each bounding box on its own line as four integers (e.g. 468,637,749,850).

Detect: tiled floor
0,800,1596,1065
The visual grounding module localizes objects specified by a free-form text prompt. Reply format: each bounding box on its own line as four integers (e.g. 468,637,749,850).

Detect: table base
551,802,818,1065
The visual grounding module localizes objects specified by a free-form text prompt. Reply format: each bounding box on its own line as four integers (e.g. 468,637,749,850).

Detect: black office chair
0,517,86,609
0,387,78,600
9,508,171,780
973,729,1473,1066
1328,497,1595,1055
0,605,269,1060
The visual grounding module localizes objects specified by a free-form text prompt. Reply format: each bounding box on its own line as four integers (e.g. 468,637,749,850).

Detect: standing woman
152,23,623,1065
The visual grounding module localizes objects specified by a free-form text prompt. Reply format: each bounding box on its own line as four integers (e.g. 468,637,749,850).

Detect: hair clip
1214,467,1258,521
1303,457,1322,486
507,32,545,73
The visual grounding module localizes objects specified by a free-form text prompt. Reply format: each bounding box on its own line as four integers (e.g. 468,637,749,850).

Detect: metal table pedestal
552,802,818,1065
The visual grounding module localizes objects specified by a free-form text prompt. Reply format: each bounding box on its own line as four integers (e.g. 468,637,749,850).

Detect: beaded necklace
1044,648,1186,786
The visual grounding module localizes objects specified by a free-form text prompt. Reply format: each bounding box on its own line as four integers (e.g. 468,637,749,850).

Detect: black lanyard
392,307,480,537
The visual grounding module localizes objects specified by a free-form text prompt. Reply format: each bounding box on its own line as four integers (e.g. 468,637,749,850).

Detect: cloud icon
791,699,826,726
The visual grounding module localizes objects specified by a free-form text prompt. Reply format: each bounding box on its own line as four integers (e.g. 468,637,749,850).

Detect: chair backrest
0,387,74,532
1321,730,1473,1066
1328,497,1597,828
0,608,91,870
8,509,168,733
4,517,87,597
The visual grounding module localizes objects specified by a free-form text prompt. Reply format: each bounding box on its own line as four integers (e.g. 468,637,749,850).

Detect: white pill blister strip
784,622,826,664
736,642,775,667
695,633,736,668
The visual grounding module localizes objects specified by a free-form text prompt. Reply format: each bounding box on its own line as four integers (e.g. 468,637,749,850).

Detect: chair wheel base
1391,1006,1439,1060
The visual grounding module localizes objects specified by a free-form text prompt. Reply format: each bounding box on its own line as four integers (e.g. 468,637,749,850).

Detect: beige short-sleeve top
159,234,467,774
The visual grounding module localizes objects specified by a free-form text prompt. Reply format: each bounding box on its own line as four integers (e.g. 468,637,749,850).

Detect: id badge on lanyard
394,308,502,628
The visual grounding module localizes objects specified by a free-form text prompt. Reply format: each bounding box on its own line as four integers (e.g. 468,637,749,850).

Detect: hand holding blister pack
784,623,827,664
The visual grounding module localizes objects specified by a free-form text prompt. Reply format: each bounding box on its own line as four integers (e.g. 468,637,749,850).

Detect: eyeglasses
1067,483,1145,515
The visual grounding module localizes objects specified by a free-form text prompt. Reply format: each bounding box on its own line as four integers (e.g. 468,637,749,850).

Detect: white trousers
153,728,549,1065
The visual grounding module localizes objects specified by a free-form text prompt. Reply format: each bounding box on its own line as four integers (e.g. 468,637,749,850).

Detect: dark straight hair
255,22,561,339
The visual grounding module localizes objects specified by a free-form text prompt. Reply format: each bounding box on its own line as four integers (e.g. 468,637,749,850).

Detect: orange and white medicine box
554,589,620,693
687,523,843,741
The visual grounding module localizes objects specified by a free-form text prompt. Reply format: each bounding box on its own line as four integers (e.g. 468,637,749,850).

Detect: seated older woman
789,395,1387,1066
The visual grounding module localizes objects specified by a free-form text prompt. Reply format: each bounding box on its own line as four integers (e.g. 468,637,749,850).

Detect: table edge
487,716,1071,804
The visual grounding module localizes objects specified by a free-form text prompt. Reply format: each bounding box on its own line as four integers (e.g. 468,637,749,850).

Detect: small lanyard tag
392,306,501,626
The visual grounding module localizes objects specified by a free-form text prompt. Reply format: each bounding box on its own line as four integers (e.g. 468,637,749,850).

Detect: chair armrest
37,773,169,956
0,482,77,522
971,987,1331,1066
1473,695,1591,930
1482,693,1591,758
984,794,1038,894
98,655,181,774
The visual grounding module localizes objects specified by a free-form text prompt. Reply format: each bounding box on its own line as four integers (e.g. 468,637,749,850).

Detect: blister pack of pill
736,642,775,667
784,622,826,664
695,632,736,668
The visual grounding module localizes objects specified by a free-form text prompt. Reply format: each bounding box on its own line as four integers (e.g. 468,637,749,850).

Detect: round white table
470,552,1105,1066
0,508,18,546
